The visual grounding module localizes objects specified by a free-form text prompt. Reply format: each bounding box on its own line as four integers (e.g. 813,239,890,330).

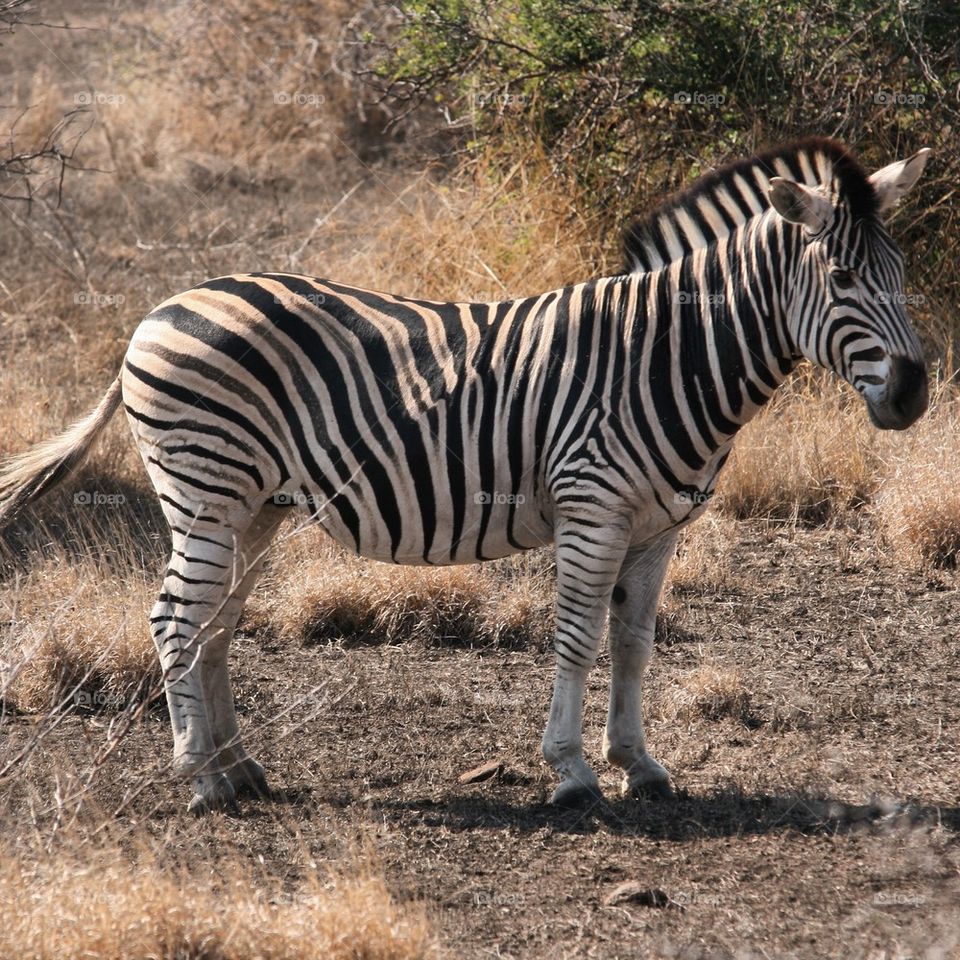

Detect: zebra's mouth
861,356,929,431
865,399,908,430
864,389,928,430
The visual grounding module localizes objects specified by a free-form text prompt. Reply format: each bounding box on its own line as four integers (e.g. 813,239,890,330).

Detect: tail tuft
0,376,124,528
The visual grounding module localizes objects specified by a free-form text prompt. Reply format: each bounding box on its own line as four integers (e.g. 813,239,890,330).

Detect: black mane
622,137,879,273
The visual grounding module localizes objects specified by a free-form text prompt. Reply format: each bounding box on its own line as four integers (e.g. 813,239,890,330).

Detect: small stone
458,760,505,784
604,882,679,909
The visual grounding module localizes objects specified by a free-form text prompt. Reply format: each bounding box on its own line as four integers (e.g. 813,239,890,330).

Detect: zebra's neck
619,209,799,456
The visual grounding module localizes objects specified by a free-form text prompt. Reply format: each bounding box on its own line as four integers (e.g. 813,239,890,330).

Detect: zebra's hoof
187,774,239,815
228,758,271,799
550,778,604,809
624,776,675,802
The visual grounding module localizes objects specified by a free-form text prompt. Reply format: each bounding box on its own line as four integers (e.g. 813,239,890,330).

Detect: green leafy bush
366,1,959,346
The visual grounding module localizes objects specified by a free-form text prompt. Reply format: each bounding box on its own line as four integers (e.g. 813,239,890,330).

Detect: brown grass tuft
0,842,434,960
246,527,555,650
660,664,754,724
874,385,960,568
1,556,155,713
308,143,605,303
718,375,887,523
666,510,739,595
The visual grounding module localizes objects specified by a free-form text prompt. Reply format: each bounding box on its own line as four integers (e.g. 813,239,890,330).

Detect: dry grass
321,144,605,303
0,553,155,713
874,385,960,568
246,526,555,651
666,510,739,595
0,841,434,960
659,664,754,725
705,367,960,570
717,374,889,524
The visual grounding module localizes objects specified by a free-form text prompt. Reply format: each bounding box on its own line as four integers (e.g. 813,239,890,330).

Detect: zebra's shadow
372,787,960,839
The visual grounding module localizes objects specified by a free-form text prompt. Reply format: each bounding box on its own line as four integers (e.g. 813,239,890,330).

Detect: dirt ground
6,519,960,959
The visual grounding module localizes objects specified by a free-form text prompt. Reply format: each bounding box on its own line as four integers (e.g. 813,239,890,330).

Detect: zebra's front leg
602,534,677,799
542,519,629,807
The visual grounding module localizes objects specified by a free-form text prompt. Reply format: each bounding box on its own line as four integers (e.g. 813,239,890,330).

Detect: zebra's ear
868,148,931,214
768,178,833,234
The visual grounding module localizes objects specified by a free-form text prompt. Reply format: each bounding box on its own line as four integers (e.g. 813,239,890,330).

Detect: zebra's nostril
890,356,927,395
888,356,929,421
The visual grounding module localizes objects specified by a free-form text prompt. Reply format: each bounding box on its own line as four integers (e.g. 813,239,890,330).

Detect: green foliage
371,0,960,344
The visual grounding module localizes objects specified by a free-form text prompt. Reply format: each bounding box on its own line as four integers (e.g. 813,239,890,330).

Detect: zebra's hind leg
153,526,235,813
542,518,630,808
602,535,677,800
152,505,276,814
200,504,285,800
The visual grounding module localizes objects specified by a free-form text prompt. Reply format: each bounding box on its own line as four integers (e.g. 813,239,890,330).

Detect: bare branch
0,107,94,208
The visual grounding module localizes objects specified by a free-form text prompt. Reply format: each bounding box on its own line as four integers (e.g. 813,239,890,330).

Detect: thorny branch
0,108,93,208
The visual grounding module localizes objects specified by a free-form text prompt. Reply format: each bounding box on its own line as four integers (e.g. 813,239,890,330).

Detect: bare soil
6,520,960,959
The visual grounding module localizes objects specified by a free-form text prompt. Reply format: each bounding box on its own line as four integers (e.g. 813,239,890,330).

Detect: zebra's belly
310,487,554,566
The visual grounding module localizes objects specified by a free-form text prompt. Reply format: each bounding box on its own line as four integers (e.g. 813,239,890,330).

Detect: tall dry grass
717,368,960,570
717,373,889,524
0,552,155,714
666,510,740,595
317,143,605,302
245,527,556,651
0,840,434,960
874,382,960,568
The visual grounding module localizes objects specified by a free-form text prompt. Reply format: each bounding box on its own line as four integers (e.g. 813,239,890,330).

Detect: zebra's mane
622,136,878,273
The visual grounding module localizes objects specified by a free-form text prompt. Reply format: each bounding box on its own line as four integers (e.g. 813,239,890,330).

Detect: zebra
0,138,930,813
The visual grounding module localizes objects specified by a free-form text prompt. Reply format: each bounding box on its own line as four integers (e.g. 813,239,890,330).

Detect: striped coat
0,138,931,812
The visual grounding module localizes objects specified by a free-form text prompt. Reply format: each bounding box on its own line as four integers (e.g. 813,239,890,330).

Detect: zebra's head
767,148,931,430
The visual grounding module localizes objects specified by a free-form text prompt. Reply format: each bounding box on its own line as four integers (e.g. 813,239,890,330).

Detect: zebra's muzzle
865,356,929,430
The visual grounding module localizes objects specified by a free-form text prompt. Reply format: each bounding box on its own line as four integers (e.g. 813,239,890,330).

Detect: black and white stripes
0,138,930,811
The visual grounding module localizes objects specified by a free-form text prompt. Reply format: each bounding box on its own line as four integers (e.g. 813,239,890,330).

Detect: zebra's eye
831,268,856,290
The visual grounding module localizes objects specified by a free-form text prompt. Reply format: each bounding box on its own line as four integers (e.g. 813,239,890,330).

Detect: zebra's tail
0,374,124,528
